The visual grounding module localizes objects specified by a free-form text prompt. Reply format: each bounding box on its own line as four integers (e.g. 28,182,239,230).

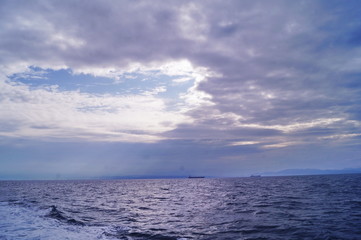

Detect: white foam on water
0,202,123,240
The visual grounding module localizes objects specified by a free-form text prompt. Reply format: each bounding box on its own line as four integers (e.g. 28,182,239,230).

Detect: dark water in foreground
1,174,361,240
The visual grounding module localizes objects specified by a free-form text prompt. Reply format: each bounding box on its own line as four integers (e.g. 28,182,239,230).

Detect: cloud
0,57,216,142
1,0,361,178
0,76,192,142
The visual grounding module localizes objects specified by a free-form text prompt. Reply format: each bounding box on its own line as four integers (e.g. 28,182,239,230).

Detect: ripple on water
0,175,361,239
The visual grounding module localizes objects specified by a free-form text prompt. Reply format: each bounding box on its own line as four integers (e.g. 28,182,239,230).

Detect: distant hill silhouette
261,168,361,176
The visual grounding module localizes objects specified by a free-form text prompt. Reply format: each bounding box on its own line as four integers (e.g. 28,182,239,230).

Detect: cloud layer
1,0,361,178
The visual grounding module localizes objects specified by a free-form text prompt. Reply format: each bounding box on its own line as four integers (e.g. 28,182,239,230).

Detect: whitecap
0,202,123,240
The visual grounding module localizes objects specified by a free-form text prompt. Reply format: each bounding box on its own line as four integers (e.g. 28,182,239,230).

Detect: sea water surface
1,174,361,239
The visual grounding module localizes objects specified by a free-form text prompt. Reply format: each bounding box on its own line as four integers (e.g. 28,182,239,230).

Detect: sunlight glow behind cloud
0,59,216,143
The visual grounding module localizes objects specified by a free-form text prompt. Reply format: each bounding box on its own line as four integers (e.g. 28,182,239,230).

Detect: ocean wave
46,205,85,226
0,202,119,240
0,202,187,240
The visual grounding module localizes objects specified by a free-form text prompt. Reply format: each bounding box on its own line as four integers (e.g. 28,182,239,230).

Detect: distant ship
188,176,205,178
250,175,261,177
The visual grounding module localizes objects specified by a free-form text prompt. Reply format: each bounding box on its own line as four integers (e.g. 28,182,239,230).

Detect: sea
1,174,361,240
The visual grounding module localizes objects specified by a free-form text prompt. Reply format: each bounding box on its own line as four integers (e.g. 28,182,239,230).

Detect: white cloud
143,86,167,96
239,118,345,133
71,67,125,81
228,141,259,146
72,59,218,113
0,77,192,142
319,133,361,141
262,142,298,149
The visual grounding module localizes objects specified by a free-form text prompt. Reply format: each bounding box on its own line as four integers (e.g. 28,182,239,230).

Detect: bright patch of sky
1,59,216,143
6,58,213,116
9,66,194,98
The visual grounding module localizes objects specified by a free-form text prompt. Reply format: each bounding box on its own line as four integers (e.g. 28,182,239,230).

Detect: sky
0,0,361,180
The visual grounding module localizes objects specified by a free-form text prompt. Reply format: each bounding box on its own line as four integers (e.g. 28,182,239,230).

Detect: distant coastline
1,168,361,181
259,167,361,177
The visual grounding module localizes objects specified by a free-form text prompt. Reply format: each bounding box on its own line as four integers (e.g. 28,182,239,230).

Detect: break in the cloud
0,59,212,142
0,0,361,179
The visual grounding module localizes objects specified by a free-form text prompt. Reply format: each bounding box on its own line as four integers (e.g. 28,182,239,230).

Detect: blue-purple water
1,174,361,239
